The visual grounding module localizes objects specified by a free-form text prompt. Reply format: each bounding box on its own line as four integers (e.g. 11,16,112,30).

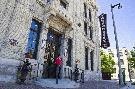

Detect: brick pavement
0,80,119,89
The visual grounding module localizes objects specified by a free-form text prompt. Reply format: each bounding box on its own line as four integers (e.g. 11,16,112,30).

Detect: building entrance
43,28,62,78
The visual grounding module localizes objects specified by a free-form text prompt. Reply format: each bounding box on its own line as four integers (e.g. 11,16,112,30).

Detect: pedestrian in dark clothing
42,61,48,78
19,59,31,84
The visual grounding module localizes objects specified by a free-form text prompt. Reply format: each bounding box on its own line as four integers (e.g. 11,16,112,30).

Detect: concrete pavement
0,80,119,89
120,85,135,89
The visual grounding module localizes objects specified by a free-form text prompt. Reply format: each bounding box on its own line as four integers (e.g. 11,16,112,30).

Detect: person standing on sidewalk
19,59,31,84
42,61,48,78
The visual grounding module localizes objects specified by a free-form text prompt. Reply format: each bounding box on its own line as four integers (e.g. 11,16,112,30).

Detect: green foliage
128,57,135,68
128,47,135,69
131,50,135,57
100,50,115,73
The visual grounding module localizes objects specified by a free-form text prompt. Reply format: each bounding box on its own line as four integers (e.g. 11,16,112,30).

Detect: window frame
89,26,93,40
26,19,42,59
84,21,87,36
85,47,89,70
120,59,124,65
66,38,73,67
89,9,92,21
84,3,87,18
90,50,94,71
60,0,68,9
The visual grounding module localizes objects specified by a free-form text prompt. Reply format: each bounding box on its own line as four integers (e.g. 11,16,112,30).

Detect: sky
96,0,135,50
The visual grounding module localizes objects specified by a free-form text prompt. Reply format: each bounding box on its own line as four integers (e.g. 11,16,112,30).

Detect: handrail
64,66,84,83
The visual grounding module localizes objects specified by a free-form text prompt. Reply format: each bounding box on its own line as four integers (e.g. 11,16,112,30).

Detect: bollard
71,70,73,80
29,65,33,79
81,70,84,83
68,68,70,78
56,65,59,84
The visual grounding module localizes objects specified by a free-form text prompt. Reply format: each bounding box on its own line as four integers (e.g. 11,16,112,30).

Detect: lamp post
111,3,123,86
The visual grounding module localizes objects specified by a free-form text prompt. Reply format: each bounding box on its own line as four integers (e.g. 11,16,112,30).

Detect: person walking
54,54,62,84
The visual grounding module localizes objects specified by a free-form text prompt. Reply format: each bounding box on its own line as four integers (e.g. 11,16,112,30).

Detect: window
66,39,72,67
84,22,87,35
84,3,87,18
89,26,93,39
85,47,89,70
125,50,128,55
90,50,94,71
60,0,67,9
119,52,123,56
26,19,42,59
120,59,124,65
114,68,116,73
89,9,91,21
108,49,111,52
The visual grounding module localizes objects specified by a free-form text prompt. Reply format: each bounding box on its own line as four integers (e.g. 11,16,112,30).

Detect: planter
102,72,111,80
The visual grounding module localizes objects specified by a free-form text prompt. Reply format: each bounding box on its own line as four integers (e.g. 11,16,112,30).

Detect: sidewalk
35,79,80,88
0,79,119,89
120,85,135,89
120,82,135,89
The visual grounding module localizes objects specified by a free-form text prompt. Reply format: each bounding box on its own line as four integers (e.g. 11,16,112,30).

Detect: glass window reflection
26,19,41,59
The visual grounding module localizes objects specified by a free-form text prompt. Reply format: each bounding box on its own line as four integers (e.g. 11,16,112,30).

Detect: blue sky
96,0,135,50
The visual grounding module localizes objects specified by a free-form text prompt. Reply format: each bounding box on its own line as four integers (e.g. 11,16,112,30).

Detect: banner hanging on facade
99,13,110,49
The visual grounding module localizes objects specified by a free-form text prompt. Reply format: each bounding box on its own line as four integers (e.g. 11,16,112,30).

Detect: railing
16,60,84,83
64,66,84,83
64,66,73,80
79,69,84,83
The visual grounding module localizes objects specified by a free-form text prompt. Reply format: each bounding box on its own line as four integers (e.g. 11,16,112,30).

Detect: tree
131,50,135,57
128,57,135,68
100,50,115,73
128,49,135,69
128,48,135,81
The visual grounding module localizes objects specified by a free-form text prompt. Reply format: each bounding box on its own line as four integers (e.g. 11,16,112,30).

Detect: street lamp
111,3,123,86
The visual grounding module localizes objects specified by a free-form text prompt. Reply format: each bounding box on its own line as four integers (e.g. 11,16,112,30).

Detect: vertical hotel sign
99,13,110,49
